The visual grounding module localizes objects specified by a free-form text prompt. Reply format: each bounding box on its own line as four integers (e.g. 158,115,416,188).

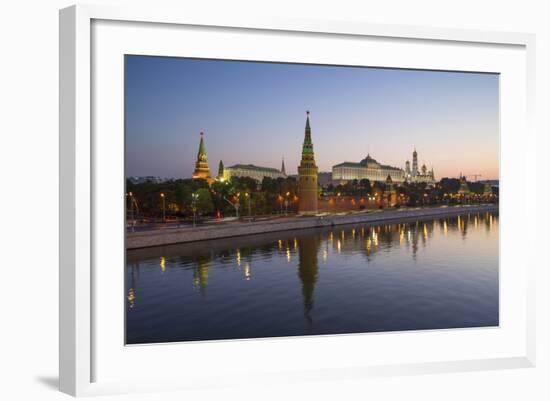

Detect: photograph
124,55,499,345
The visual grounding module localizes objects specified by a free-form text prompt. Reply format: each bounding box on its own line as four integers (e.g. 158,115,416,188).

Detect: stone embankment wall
127,205,498,249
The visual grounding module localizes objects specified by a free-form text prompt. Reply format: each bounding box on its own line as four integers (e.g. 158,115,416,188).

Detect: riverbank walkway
126,204,498,249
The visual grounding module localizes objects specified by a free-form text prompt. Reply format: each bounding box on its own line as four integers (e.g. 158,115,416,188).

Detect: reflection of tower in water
297,235,321,328
193,255,211,291
127,261,140,309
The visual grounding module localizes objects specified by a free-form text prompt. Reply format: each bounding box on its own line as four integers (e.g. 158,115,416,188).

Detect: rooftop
227,164,284,173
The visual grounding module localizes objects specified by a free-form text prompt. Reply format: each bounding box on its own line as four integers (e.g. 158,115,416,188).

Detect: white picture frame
59,4,536,397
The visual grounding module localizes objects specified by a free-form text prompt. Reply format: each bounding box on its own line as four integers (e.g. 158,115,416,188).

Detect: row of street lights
128,188,304,229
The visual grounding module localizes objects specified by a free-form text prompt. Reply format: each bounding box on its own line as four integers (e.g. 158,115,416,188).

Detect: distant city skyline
126,56,499,180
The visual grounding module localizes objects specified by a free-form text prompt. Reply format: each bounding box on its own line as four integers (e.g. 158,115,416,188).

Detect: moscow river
126,212,499,344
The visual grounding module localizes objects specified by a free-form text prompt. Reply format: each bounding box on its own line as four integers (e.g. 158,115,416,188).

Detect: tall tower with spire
412,147,418,177
281,157,286,176
192,132,212,182
217,160,224,180
298,111,318,214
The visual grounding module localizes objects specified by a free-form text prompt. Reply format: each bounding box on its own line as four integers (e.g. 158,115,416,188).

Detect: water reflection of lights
323,249,328,261
371,231,378,247
127,288,135,308
286,247,291,262
278,239,282,250
423,224,428,240
236,249,241,266
443,220,448,236
337,240,342,253
244,263,251,280
293,238,298,250
160,256,166,272
352,228,356,239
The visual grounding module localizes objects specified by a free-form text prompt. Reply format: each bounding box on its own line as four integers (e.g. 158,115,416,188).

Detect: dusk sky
125,56,499,180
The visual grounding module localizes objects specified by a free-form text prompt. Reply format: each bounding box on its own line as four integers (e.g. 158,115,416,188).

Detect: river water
126,212,499,344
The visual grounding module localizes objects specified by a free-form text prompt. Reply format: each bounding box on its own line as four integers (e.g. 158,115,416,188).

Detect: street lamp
191,192,199,227
285,191,290,215
223,194,240,218
127,192,135,232
160,192,166,222
245,192,251,217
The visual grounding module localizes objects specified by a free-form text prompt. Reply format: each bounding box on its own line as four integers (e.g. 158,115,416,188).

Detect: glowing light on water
160,256,166,272
236,249,241,266
127,288,135,308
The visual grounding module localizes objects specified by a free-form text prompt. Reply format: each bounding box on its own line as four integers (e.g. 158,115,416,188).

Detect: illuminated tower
217,160,224,180
298,111,319,214
412,147,418,177
192,132,213,183
458,172,470,195
483,181,492,196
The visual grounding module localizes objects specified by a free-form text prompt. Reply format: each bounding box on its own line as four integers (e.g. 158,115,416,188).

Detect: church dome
359,154,380,168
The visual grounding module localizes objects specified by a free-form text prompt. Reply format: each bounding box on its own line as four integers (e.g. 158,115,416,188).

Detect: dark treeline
126,176,299,219
127,176,497,220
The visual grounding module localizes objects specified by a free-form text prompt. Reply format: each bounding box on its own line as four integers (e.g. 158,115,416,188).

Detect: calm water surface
126,212,499,344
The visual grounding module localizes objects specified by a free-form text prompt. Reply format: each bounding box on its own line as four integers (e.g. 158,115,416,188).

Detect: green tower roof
197,132,206,157
302,111,314,156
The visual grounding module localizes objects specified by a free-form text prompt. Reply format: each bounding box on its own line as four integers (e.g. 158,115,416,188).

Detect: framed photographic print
60,4,536,397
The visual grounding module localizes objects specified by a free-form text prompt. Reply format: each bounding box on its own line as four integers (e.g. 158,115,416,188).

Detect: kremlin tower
298,111,319,214
192,132,213,183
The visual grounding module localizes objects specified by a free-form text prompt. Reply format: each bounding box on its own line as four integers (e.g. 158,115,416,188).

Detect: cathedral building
404,147,435,185
298,111,319,214
192,132,214,183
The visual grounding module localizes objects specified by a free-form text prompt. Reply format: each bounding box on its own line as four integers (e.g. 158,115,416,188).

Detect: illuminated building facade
298,111,319,214
222,163,287,182
332,154,405,185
